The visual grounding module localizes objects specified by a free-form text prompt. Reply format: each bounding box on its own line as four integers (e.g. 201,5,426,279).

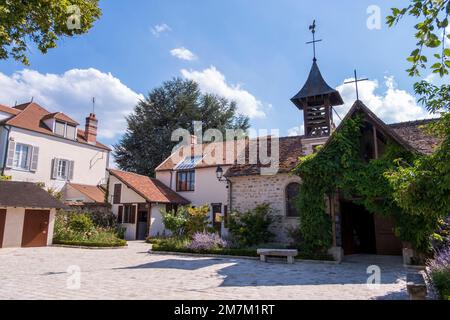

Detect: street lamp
216,166,224,181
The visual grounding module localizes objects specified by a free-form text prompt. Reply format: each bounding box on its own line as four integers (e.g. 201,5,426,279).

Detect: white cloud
335,75,430,124
287,125,304,137
445,25,450,46
181,66,266,118
170,47,197,61
151,23,171,37
0,68,143,139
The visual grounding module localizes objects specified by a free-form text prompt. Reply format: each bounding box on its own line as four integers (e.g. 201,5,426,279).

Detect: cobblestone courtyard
0,242,412,300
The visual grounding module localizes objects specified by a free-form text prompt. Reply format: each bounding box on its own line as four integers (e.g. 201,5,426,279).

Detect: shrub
68,213,95,233
188,232,227,252
186,205,211,235
228,203,274,247
161,206,188,237
426,247,450,300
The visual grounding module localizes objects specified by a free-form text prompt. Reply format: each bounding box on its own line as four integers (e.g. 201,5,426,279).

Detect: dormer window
54,120,77,140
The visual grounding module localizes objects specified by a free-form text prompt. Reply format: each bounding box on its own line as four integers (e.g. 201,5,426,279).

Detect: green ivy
293,113,447,252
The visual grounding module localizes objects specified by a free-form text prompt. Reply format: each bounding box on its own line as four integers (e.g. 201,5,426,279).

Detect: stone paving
0,241,413,300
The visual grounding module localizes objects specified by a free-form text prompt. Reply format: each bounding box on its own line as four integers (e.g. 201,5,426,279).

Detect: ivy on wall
293,112,448,253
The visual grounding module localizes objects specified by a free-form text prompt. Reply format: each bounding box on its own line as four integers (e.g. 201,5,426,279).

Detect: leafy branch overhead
387,0,450,77
0,0,101,65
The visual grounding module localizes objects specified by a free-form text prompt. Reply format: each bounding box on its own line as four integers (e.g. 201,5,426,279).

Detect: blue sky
0,0,444,148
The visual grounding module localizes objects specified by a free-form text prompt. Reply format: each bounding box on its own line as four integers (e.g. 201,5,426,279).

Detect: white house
107,169,189,240
0,102,110,203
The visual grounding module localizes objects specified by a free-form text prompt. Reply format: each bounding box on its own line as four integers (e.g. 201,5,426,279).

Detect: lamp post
216,166,225,182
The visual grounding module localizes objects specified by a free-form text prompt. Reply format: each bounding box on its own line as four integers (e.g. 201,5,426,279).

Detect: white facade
108,174,166,240
0,126,109,192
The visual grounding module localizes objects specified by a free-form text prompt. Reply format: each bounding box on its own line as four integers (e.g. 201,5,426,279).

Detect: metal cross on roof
306,20,322,61
344,69,369,101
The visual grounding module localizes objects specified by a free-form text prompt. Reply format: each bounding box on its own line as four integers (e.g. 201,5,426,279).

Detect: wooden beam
373,126,379,159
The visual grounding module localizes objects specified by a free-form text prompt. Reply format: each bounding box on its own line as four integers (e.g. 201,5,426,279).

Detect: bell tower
291,21,343,138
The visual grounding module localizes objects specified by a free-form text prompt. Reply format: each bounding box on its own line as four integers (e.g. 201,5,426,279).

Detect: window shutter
118,206,123,223
113,184,122,204
51,158,58,179
5,141,15,168
30,146,39,172
130,205,137,224
68,160,75,181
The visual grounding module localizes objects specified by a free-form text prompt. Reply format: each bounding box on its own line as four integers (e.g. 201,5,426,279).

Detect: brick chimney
85,113,98,144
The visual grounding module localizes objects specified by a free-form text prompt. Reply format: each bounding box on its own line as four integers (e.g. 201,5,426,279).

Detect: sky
0,0,448,150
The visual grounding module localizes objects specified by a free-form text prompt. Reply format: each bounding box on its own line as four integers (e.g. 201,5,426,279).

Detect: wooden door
374,215,402,255
0,209,6,248
22,210,50,247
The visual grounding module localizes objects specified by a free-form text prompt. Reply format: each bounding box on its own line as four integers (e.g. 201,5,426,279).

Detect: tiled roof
225,136,304,177
68,183,106,203
0,102,110,151
0,104,21,115
109,169,190,204
0,181,67,209
42,112,79,125
388,119,440,155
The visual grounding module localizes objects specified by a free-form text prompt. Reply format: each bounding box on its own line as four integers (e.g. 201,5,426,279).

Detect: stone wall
229,173,302,243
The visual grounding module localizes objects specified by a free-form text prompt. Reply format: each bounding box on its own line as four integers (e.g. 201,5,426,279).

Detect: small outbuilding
0,181,66,248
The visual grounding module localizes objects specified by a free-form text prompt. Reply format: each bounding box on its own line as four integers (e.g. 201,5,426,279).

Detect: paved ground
0,241,414,300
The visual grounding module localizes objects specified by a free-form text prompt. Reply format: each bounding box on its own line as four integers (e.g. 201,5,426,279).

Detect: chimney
85,113,98,144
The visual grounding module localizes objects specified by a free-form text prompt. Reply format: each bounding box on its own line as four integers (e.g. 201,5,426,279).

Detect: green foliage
387,0,450,77
430,268,450,300
160,204,213,237
54,210,125,247
294,113,448,252
113,78,250,176
67,213,95,233
228,203,274,247
161,207,188,237
0,0,102,65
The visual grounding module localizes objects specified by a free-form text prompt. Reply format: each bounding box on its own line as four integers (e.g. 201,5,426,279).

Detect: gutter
1,125,11,176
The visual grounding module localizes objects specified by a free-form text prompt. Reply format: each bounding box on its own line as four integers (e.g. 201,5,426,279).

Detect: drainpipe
1,125,11,176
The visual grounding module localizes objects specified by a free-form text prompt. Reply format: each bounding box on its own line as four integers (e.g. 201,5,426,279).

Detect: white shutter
30,146,39,172
51,158,59,179
5,141,15,168
68,160,75,181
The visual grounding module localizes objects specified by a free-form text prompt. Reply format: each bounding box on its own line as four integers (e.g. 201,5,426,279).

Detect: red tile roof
0,104,21,115
68,183,106,203
0,102,110,151
42,112,80,125
109,169,189,204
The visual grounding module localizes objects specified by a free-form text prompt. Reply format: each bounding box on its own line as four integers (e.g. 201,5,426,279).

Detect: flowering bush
426,246,450,300
188,232,227,252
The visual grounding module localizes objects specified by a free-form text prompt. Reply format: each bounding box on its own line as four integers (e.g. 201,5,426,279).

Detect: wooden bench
406,272,427,300
257,249,298,264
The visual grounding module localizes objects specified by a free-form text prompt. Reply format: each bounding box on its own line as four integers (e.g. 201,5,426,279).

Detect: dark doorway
136,211,148,240
211,203,222,236
341,201,376,255
0,209,6,248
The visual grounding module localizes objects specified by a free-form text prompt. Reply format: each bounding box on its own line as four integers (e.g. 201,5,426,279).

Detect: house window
54,121,66,136
52,158,74,181
176,170,195,191
13,143,31,170
66,124,77,140
113,184,122,204
122,204,136,224
286,183,300,217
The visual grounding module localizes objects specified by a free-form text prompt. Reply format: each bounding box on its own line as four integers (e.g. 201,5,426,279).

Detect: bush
188,232,227,252
426,246,450,300
228,203,274,247
54,210,125,247
68,213,95,233
161,207,188,237
186,205,211,235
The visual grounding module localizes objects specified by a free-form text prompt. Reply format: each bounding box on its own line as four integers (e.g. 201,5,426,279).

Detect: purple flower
188,232,227,252
427,246,450,273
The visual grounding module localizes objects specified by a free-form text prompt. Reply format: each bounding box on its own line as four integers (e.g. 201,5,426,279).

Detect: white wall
2,127,109,191
149,204,166,237
1,207,55,248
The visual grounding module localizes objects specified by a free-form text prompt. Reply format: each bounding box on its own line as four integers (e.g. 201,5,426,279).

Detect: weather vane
306,20,322,61
344,69,369,101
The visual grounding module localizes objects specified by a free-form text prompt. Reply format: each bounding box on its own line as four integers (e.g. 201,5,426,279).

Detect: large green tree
0,0,101,65
113,78,250,177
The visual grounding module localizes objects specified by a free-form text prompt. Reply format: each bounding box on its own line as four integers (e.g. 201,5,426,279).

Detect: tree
113,78,250,177
0,0,101,65
385,0,450,251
